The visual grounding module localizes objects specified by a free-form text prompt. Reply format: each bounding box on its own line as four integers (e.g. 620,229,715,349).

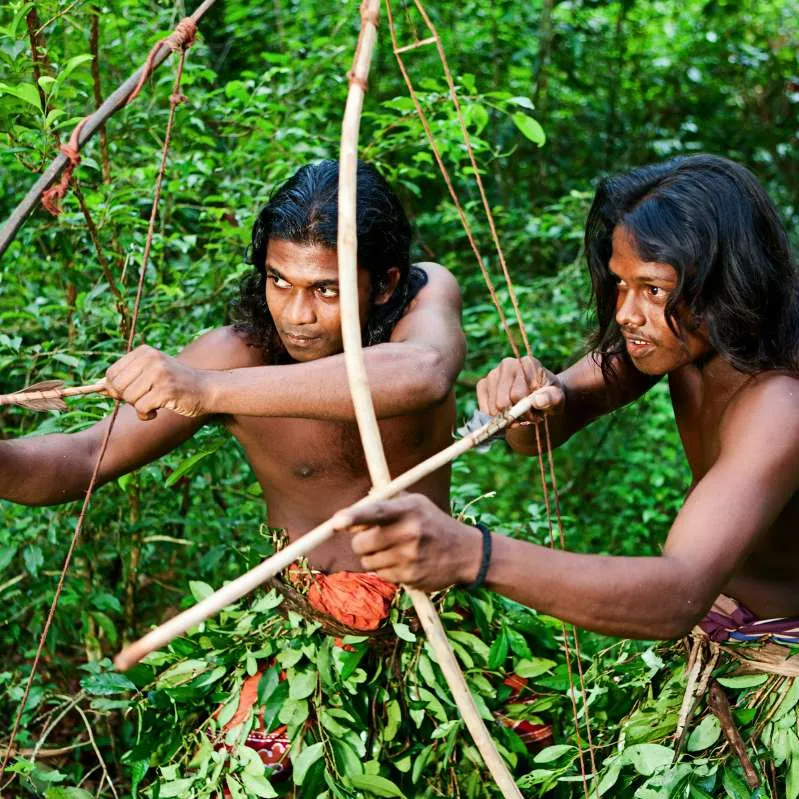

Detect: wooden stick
708,681,760,790
0,380,107,408
337,6,520,796
113,391,540,671
0,0,218,259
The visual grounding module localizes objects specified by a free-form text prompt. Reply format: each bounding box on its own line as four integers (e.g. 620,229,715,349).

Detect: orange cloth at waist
305,570,397,632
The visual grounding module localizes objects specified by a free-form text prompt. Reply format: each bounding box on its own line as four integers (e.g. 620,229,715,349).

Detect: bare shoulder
411,261,461,306
721,371,799,450
178,326,266,370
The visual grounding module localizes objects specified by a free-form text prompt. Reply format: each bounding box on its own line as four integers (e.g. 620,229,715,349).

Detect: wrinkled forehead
266,238,340,285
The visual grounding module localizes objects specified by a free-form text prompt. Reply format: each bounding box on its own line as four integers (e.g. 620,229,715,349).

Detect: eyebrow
608,264,675,284
266,265,339,289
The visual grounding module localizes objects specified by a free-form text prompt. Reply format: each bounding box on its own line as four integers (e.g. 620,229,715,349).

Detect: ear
373,267,402,305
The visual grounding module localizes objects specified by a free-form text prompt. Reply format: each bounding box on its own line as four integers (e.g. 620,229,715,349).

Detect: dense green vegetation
1,0,797,796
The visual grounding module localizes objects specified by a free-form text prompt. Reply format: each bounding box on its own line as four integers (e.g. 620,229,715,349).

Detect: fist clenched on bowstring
476,355,565,422
105,345,210,421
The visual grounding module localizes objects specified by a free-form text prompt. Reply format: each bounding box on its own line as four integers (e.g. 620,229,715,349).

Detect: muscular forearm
206,343,452,420
0,433,98,506
484,536,709,639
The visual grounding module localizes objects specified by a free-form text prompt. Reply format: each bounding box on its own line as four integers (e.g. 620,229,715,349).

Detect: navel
294,464,316,479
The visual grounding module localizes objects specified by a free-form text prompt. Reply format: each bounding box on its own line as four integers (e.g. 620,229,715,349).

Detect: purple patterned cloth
699,595,799,646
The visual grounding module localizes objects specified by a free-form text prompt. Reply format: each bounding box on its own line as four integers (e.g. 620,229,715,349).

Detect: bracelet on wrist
466,522,492,592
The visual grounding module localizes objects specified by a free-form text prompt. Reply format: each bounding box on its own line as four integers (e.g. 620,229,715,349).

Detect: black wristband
466,522,492,592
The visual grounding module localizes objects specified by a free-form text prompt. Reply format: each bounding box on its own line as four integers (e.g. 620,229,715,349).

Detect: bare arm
341,376,799,639
108,263,466,421
478,352,657,455
0,328,257,506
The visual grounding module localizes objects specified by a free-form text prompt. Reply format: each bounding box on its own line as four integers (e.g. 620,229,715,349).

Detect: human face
610,226,710,375
265,239,372,362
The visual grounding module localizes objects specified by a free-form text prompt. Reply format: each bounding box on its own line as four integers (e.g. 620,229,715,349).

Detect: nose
283,290,316,326
615,289,645,329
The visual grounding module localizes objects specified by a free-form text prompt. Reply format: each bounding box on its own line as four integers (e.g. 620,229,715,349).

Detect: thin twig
73,705,119,799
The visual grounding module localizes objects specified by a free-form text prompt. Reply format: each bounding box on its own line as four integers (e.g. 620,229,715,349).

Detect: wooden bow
335,2,521,796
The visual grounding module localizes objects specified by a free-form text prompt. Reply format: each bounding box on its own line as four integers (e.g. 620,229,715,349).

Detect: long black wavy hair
231,160,415,361
586,154,799,380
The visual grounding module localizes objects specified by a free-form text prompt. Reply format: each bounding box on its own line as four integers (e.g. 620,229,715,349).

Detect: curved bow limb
336,3,522,797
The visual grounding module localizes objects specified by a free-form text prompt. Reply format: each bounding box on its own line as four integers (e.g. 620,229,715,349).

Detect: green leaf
23,545,43,577
465,102,489,133
788,749,799,799
686,714,722,752
189,581,214,602
0,82,41,110
217,688,241,728
91,593,123,613
292,741,324,785
447,630,490,662
165,444,221,487
45,790,93,799
533,744,576,764
129,759,148,798
774,677,799,721
383,699,401,743
622,743,674,776
81,671,136,696
261,679,289,732
0,545,17,573
240,772,278,797
487,628,509,669
60,54,94,82
392,621,416,642
597,757,621,795
288,668,317,700
722,766,751,799
717,674,769,689
278,697,309,728
507,96,535,110
515,657,556,680
348,774,407,798
158,778,196,797
511,112,546,146
155,659,209,688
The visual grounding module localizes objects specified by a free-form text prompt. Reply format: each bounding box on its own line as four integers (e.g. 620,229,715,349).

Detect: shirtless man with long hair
339,154,799,641
1,159,465,580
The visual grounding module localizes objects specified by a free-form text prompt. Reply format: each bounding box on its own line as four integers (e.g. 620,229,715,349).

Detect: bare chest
229,414,431,481
668,367,749,482
222,405,452,571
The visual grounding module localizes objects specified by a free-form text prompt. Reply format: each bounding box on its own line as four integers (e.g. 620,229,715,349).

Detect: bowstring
0,41,193,787
384,0,598,793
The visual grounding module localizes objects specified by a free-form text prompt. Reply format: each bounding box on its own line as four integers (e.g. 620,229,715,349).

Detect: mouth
283,331,320,348
623,335,656,358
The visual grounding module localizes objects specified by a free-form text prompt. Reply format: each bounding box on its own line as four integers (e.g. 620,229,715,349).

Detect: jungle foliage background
1,0,798,797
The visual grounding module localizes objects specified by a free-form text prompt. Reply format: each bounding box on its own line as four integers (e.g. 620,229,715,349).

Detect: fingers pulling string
40,17,196,217
0,35,194,788
384,0,597,794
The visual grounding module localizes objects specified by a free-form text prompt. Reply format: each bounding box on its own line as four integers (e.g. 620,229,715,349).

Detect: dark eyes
268,273,290,289
266,274,338,298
